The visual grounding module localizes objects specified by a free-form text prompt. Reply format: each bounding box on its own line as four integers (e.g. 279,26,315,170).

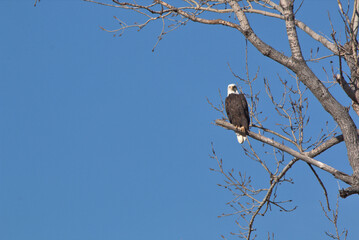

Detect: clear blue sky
0,1,358,240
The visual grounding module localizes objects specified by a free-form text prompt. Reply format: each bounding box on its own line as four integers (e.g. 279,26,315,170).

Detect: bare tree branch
225,0,295,68
351,0,359,37
321,197,349,239
280,0,304,61
246,157,298,240
215,119,354,186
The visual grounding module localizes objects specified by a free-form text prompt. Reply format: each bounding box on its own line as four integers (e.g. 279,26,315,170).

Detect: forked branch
215,119,354,187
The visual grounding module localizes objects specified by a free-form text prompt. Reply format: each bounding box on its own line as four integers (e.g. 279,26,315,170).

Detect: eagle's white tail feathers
236,133,246,144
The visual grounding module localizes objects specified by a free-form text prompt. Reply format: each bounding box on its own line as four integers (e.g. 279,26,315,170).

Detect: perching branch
215,119,354,186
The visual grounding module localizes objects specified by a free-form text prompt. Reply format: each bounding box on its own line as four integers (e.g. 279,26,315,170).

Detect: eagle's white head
227,84,239,96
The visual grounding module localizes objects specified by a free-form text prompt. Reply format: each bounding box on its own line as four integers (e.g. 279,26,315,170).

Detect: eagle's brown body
225,90,250,144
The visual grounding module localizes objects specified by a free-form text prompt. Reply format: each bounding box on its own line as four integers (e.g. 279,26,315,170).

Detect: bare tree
40,0,359,238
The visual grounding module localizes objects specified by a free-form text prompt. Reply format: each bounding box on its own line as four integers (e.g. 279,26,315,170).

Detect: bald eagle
225,84,250,144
